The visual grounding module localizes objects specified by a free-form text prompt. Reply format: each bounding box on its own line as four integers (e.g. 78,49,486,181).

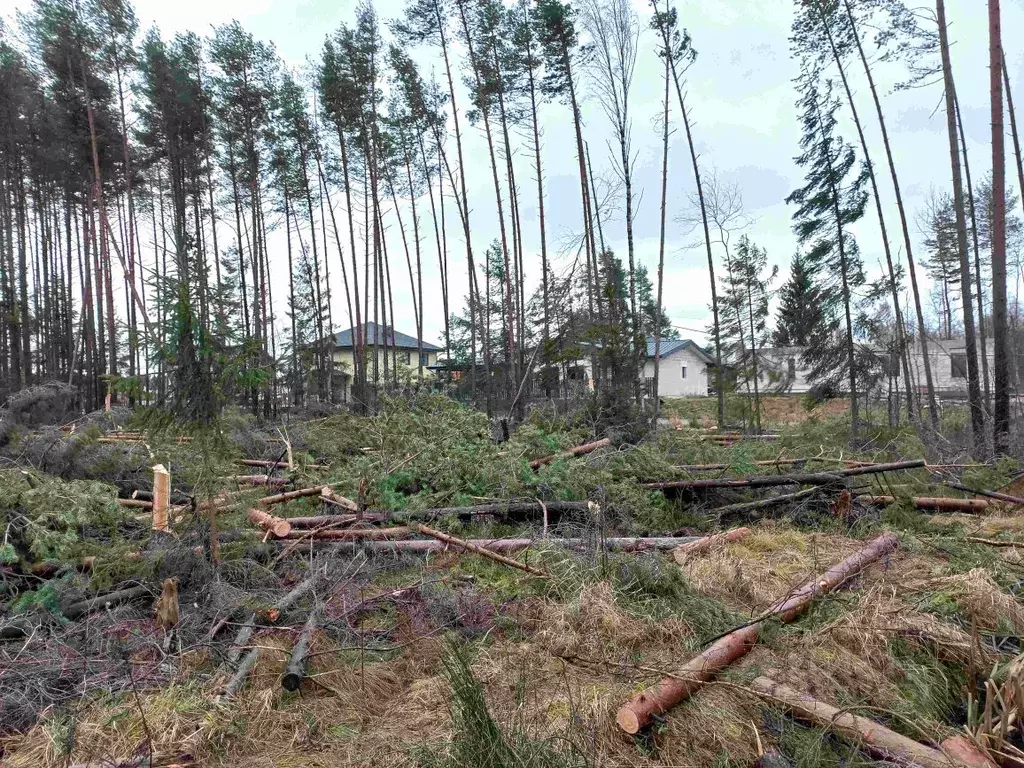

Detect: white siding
644,347,709,397
907,338,996,395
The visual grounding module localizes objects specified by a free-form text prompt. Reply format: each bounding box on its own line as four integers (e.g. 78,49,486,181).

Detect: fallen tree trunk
284,513,385,528
281,526,410,541
747,676,985,768
673,527,751,563
673,458,809,472
321,487,359,511
225,572,321,666
400,500,596,522
644,460,926,493
530,438,611,470
412,523,550,577
857,495,994,513
117,498,152,509
281,610,319,692
944,482,1024,507
258,486,327,507
63,585,152,620
275,536,700,556
248,508,292,538
616,532,901,734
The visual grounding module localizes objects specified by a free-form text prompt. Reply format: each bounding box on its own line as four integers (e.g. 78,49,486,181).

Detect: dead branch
258,485,328,506
64,584,153,620
644,460,926,493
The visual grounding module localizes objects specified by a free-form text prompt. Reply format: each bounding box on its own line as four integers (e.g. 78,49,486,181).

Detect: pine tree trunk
653,53,670,422
955,96,991,414
937,0,987,456
991,1,1010,453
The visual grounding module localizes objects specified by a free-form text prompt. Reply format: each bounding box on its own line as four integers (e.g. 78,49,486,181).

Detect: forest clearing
0,386,1022,767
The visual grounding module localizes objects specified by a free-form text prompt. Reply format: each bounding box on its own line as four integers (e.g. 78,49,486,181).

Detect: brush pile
1,393,1023,767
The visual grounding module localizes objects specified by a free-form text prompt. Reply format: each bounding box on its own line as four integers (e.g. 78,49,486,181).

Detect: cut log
247,508,292,538
281,610,319,691
530,438,611,470
747,676,981,768
673,527,751,563
412,523,550,577
225,572,321,666
938,736,995,767
857,495,994,513
152,464,170,532
258,485,328,506
321,486,359,511
644,460,926,494
64,584,153,620
616,532,900,734
281,526,410,541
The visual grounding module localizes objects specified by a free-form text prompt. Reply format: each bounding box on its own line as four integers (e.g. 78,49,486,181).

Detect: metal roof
645,337,715,364
333,322,442,351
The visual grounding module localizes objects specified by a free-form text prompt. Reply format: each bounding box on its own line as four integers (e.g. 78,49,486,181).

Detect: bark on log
673,527,751,563
412,524,550,576
225,573,321,666
321,487,359,511
0,618,32,639
644,460,926,493
247,508,292,538
274,536,701,556
673,458,809,471
64,585,153,620
857,495,994,513
616,532,900,734
530,438,611,470
747,676,983,768
152,464,170,532
281,610,319,691
281,526,410,541
258,486,328,506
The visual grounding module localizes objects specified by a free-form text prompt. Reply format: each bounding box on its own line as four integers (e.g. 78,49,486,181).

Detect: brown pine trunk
991,2,1010,453
937,0,987,456
955,96,991,414
653,53,670,421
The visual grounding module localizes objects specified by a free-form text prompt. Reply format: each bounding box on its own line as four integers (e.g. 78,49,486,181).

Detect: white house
644,338,714,397
906,337,997,396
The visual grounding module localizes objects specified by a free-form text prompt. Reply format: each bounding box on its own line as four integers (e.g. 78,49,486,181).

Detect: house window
951,353,967,379
419,352,429,367
402,351,411,366
787,357,796,378
681,365,688,379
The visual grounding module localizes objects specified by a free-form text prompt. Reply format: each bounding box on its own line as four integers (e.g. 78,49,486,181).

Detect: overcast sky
6,0,1024,348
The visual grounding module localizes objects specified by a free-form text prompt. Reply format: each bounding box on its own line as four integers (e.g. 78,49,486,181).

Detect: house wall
332,349,439,382
907,339,996,395
644,347,709,397
754,347,815,395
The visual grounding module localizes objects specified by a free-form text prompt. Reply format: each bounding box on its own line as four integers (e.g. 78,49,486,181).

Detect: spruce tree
787,77,869,431
774,252,822,347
